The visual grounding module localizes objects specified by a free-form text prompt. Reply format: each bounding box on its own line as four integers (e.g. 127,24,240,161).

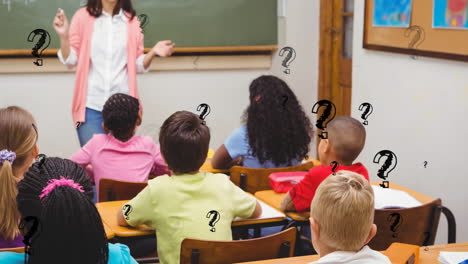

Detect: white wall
0,0,320,158
353,1,468,243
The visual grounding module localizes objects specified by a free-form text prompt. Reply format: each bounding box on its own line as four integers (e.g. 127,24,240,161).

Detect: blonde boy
309,171,391,264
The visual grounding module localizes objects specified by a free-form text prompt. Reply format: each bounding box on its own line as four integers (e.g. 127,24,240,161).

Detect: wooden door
318,0,354,117
316,0,354,154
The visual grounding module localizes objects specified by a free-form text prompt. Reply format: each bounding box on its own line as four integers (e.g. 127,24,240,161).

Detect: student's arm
230,181,262,219
211,145,242,170
117,186,155,227
117,210,129,226
280,192,296,212
151,144,170,176
250,201,262,218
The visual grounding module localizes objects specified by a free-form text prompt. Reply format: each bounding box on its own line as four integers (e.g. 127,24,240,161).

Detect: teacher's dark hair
243,75,313,166
102,93,140,142
159,111,210,174
86,0,136,20
17,157,109,264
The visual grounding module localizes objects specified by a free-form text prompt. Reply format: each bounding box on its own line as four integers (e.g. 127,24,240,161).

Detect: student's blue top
0,243,137,264
225,125,301,168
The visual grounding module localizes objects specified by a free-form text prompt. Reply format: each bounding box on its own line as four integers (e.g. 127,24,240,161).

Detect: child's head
318,116,365,165
102,93,141,142
159,111,210,174
0,106,39,240
310,171,376,254
244,75,312,166
17,157,108,264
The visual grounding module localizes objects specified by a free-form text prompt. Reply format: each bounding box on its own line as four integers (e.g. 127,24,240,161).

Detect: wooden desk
200,157,320,175
97,197,287,237
236,243,468,264
103,222,116,239
96,201,154,238
255,182,436,222
420,242,468,264
200,158,230,174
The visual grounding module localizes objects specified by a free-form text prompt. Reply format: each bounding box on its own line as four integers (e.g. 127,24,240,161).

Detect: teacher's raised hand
152,40,175,57
53,8,71,60
53,8,69,38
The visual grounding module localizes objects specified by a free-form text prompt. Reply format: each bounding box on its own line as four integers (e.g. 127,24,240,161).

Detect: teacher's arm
53,8,78,68
141,40,175,70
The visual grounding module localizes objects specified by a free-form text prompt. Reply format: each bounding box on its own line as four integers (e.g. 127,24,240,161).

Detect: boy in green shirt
117,111,262,264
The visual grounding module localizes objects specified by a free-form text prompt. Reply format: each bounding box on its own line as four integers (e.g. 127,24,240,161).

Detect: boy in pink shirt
71,93,169,201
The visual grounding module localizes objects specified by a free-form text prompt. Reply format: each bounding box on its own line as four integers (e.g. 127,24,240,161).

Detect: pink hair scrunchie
39,177,85,199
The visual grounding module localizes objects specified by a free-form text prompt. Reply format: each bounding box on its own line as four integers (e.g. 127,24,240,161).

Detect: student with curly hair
71,93,169,201
212,75,313,169
0,157,137,264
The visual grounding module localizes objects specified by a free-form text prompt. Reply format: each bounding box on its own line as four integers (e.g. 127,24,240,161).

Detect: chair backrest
180,227,296,264
0,247,25,253
369,199,442,251
98,178,147,202
230,161,316,193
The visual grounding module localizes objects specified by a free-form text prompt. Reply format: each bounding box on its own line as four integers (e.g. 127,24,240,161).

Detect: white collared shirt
310,246,392,264
58,9,148,111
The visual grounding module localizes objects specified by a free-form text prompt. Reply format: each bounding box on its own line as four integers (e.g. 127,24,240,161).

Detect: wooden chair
180,227,296,264
0,247,24,253
98,178,147,202
369,199,456,251
230,161,316,193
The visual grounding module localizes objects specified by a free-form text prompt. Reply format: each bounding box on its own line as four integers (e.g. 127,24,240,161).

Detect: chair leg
240,173,247,191
253,228,261,238
278,241,291,258
191,249,200,264
441,206,457,243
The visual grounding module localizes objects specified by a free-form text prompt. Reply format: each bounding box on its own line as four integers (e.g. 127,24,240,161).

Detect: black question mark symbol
278,47,296,74
373,150,398,188
404,25,425,60
330,161,338,175
196,103,211,125
22,216,39,255
387,213,402,238
27,29,51,66
137,14,149,33
358,102,373,125
206,210,220,232
123,205,133,220
311,99,336,139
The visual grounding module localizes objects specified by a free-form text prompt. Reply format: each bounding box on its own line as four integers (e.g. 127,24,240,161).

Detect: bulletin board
364,0,468,62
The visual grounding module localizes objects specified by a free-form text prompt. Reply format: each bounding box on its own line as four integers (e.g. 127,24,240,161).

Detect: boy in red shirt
281,116,368,212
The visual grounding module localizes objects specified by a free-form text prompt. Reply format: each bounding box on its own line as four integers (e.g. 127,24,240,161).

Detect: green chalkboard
0,0,277,54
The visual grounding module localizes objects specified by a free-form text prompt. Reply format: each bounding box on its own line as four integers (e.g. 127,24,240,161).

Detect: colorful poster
373,0,413,28
433,0,468,29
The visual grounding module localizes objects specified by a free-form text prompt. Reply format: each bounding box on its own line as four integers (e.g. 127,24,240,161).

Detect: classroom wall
0,0,319,158
353,0,468,243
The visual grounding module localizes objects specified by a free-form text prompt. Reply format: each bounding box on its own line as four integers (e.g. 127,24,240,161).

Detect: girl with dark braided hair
71,93,169,202
212,75,313,169
0,157,137,264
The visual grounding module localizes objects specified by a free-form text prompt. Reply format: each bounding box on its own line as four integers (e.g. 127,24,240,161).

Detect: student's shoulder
306,165,331,177
147,174,172,187
132,135,158,148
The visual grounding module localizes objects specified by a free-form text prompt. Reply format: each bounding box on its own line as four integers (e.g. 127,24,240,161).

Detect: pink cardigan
68,8,143,125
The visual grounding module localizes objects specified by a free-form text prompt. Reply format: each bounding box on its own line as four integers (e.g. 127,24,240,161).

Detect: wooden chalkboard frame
0,45,277,57
363,0,468,62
